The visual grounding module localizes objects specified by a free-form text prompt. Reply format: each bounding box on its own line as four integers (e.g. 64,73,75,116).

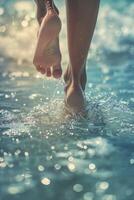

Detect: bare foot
64,65,87,114
33,9,62,79
64,82,86,114
64,65,87,92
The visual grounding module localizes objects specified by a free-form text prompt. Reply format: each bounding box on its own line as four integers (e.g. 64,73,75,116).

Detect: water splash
0,1,134,200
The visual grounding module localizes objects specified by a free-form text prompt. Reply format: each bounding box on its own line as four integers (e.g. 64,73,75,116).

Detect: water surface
0,0,134,200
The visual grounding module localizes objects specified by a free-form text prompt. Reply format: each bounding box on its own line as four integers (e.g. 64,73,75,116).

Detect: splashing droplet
73,184,83,192
41,178,51,186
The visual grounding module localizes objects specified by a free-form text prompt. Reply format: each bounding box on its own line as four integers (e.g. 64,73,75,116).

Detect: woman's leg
65,0,100,113
33,0,62,78
35,0,46,25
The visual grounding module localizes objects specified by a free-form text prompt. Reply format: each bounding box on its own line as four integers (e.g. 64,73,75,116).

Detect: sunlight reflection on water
0,0,134,200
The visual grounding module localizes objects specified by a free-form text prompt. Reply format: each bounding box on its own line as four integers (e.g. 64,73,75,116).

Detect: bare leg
64,63,87,92
33,0,62,78
65,0,100,113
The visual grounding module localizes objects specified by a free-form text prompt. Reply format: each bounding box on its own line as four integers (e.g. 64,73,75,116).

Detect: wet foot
33,8,62,79
64,65,87,92
64,82,86,114
64,65,87,114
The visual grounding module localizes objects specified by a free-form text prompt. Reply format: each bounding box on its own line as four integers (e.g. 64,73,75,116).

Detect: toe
36,65,42,72
52,65,62,79
46,68,51,77
36,65,46,74
40,68,46,74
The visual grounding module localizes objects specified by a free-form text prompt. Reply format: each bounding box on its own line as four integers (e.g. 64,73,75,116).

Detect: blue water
0,0,134,200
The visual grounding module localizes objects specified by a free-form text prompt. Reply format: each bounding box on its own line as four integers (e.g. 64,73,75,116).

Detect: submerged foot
33,9,62,79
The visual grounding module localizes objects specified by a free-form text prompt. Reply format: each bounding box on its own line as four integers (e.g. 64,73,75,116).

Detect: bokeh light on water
0,0,134,200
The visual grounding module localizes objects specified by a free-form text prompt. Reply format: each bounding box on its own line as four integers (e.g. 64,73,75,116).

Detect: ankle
70,80,82,91
45,1,59,15
35,0,59,22
71,73,81,87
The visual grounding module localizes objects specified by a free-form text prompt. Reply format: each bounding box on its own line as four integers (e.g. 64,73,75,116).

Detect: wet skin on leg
64,0,100,113
33,0,62,78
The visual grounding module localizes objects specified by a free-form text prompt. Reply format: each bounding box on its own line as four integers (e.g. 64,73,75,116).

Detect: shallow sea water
0,0,134,200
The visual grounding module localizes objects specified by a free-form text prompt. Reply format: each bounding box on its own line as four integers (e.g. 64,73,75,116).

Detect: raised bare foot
33,9,62,79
